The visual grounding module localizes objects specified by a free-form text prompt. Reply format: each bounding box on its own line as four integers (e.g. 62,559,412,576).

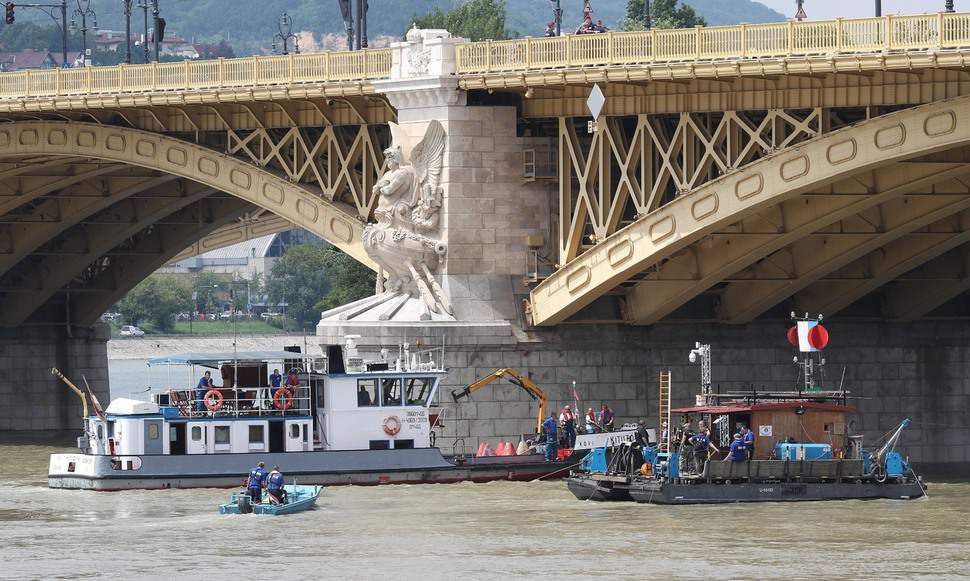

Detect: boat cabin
83,347,444,458
672,400,854,459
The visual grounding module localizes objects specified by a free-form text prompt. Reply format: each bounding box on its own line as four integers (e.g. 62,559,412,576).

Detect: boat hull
565,476,633,502
49,448,582,491
219,485,322,515
565,474,926,504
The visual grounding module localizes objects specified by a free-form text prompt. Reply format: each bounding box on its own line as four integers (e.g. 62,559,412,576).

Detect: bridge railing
0,49,392,100
456,12,970,74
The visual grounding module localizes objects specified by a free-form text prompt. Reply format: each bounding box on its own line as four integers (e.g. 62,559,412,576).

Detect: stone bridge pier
0,324,108,431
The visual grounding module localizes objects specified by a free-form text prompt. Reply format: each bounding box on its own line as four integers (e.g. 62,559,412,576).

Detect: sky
757,0,959,20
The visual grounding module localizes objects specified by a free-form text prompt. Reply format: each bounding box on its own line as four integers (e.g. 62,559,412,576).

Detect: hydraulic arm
451,368,548,434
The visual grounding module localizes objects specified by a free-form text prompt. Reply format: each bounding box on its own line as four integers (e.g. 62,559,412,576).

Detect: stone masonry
0,323,109,430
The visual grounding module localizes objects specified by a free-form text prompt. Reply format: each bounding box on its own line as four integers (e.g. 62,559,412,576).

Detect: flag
571,384,580,403
85,378,106,420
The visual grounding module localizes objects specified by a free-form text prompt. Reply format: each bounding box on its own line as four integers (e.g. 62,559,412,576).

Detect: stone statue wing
410,120,445,194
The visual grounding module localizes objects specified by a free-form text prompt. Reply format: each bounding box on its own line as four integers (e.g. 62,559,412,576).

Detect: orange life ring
382,415,401,436
204,389,224,412
273,388,294,411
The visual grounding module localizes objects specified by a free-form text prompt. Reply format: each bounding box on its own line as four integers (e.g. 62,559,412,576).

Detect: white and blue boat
219,484,322,515
49,338,578,490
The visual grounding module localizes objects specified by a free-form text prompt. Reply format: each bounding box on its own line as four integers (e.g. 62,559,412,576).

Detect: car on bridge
120,325,145,338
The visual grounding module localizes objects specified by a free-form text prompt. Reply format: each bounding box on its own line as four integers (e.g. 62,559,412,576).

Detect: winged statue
362,120,453,317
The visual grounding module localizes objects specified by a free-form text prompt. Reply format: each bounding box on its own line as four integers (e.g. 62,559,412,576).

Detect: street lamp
643,0,651,30
272,12,300,55
945,1,955,13
123,0,132,64
69,0,97,67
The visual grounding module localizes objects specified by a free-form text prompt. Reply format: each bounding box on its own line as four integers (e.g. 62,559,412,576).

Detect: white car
120,325,145,337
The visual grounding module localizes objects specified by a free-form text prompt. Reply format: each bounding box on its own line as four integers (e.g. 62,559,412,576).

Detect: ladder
658,370,672,452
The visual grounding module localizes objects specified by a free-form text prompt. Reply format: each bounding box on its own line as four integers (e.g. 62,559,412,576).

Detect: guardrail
456,12,970,74
0,49,393,99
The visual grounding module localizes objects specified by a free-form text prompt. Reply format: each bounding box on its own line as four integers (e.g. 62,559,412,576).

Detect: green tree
118,275,192,331
412,0,510,41
267,244,376,328
622,0,706,31
193,272,223,313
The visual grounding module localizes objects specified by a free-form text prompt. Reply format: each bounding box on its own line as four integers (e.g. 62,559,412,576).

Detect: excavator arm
451,368,548,434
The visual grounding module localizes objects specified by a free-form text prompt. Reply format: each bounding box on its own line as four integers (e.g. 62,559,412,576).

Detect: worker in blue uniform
196,370,214,412
270,369,283,389
727,433,747,462
741,426,755,460
247,461,268,503
266,465,287,505
542,413,558,462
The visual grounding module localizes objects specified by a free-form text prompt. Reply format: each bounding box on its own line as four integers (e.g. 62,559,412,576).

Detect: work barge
566,317,927,504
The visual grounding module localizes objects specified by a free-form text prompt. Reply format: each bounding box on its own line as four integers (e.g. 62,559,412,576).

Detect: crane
451,368,548,434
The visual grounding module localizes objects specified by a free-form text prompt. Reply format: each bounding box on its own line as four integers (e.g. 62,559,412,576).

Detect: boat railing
167,386,312,418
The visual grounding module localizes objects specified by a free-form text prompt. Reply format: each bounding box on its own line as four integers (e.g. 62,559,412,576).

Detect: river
0,432,968,580
3,357,969,579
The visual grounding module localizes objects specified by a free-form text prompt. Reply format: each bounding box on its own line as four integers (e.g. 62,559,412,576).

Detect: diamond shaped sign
586,84,606,121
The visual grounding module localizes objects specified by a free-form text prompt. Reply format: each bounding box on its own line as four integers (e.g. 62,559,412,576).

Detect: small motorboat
218,484,322,515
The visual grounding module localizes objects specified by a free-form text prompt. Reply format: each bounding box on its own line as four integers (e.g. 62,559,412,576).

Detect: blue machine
885,451,910,477
581,447,609,473
774,442,833,461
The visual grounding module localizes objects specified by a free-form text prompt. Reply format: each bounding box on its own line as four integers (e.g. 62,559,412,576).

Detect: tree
267,244,376,328
622,0,706,31
193,272,223,313
118,275,192,331
411,0,510,41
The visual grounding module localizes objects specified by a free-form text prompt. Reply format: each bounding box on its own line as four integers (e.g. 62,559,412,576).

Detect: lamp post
151,0,161,61
643,0,651,30
123,0,132,63
945,1,955,13
271,12,299,55
69,0,97,67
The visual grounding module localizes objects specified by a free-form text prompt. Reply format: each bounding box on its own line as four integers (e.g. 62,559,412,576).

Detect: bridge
2,14,969,467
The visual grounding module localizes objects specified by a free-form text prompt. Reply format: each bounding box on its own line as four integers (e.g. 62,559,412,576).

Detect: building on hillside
158,229,324,278
0,49,58,71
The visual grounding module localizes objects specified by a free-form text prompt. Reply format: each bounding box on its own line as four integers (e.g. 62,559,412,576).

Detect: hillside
13,1,786,55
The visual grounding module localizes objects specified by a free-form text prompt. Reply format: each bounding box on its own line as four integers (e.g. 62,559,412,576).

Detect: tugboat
48,337,584,490
566,315,927,504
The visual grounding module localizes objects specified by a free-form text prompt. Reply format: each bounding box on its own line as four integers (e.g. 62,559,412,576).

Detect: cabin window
824,423,834,434
97,424,104,439
289,423,300,439
148,424,160,440
191,426,202,441
357,379,379,407
394,439,415,449
381,378,402,406
405,378,435,406
369,440,390,450
249,425,265,444
214,426,231,445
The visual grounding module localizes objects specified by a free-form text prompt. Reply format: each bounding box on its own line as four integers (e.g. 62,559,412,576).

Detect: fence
456,12,970,74
0,49,393,99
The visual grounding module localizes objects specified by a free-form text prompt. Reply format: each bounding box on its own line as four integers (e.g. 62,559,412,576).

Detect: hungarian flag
86,382,106,420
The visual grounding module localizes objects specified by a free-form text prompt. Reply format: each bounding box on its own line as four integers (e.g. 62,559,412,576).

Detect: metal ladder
658,370,672,452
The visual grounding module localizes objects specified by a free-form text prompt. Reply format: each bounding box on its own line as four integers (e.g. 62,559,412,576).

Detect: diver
266,465,287,505
246,461,268,503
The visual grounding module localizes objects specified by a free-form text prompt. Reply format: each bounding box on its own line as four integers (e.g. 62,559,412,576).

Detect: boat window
824,423,834,433
357,379,378,407
191,426,202,441
405,377,435,406
249,425,264,444
97,424,104,439
289,423,300,439
214,426,231,445
369,440,390,450
394,439,415,449
381,378,402,406
147,424,160,440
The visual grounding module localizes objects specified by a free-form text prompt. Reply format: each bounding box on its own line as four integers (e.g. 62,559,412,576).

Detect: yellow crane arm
51,367,89,419
451,368,548,434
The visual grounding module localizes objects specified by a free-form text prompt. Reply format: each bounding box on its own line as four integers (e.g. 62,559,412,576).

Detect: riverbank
108,333,323,360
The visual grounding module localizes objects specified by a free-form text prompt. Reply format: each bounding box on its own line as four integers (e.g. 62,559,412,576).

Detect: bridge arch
530,94,970,326
0,122,376,327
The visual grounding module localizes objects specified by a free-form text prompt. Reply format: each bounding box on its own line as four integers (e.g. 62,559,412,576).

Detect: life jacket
267,470,284,491
248,467,266,489
561,410,576,425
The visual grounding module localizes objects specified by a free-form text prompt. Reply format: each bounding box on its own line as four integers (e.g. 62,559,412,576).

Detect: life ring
204,389,224,412
383,415,401,436
273,388,294,411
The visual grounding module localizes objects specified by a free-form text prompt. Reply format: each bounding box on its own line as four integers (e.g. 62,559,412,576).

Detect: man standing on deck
266,465,287,505
741,426,755,460
270,368,283,389
559,405,577,448
542,413,558,462
689,429,718,475
599,403,615,432
726,433,746,462
196,370,214,412
246,461,268,503
585,407,598,434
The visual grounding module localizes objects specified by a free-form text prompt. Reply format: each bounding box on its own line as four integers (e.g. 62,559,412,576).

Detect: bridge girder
530,94,970,326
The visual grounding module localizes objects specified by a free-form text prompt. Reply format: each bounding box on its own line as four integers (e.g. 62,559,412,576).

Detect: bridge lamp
273,12,300,56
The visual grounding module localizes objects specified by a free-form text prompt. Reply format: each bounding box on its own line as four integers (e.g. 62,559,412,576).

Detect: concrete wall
0,324,109,431
333,319,969,467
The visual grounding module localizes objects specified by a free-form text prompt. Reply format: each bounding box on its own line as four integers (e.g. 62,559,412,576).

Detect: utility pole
123,0,132,64
361,0,367,48
875,0,881,16
551,0,562,36
337,0,354,51
643,0,651,30
151,0,160,62
354,0,362,50
139,1,149,62
60,1,67,67
69,0,98,67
